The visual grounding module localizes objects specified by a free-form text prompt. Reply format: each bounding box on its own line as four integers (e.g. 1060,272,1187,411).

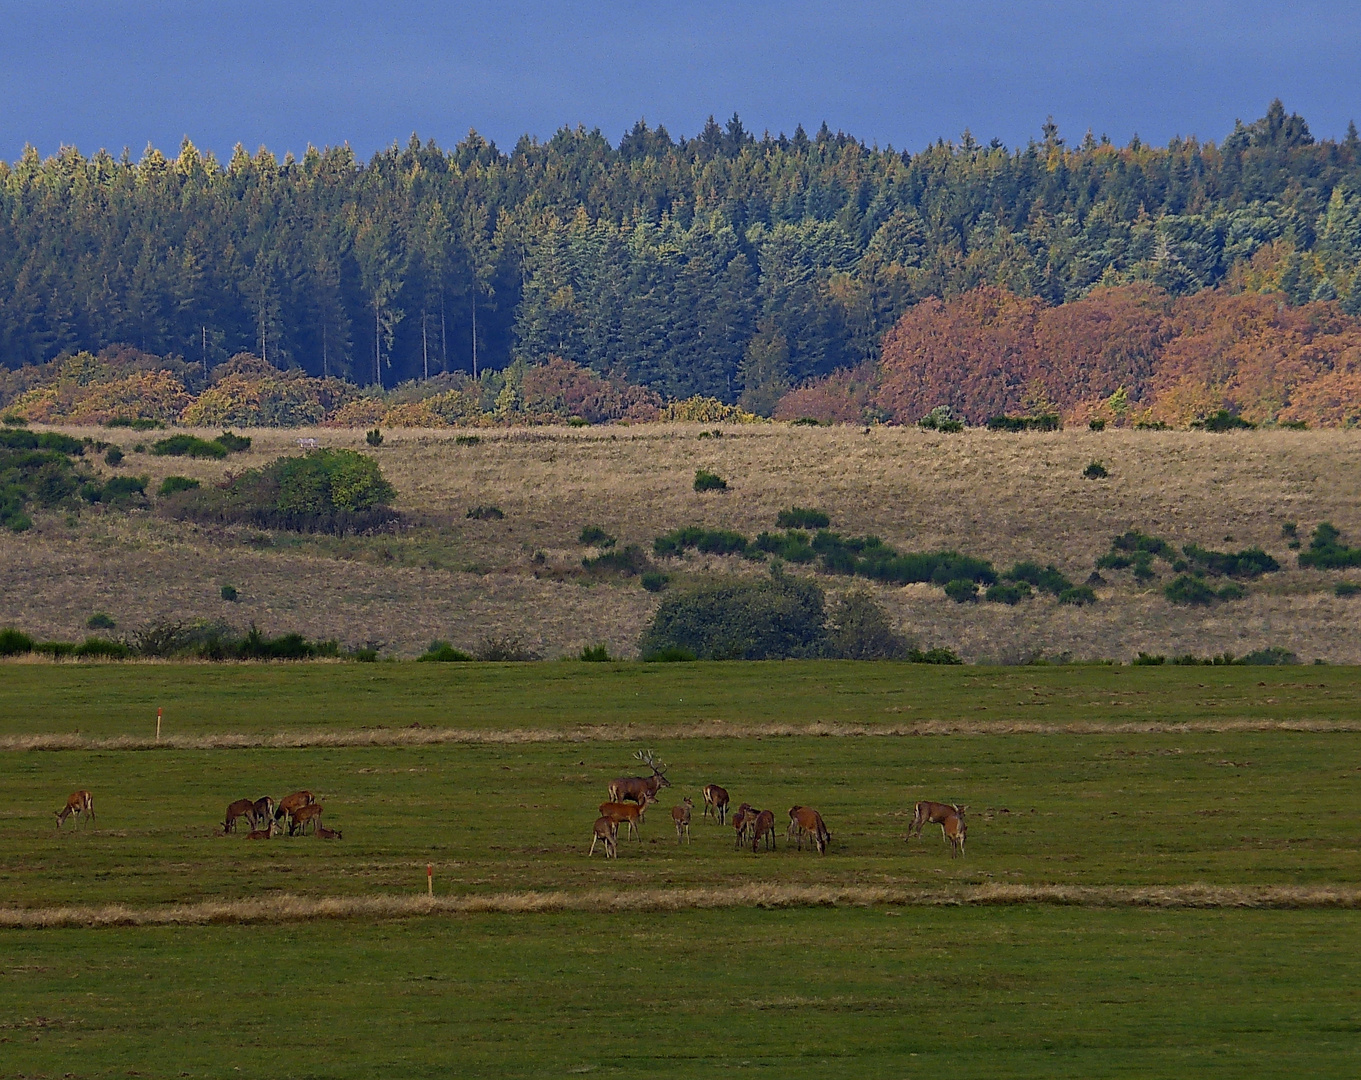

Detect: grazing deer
702,784,729,824
907,801,966,842
246,820,280,840
608,750,671,804
750,809,776,853
942,812,967,858
731,803,756,848
223,798,257,834
598,793,654,840
288,803,324,836
316,825,343,840
274,790,315,830
788,806,831,854
672,797,693,843
55,790,94,829
589,816,618,859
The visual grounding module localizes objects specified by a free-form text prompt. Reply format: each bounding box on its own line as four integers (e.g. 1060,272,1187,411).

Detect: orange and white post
427,863,433,896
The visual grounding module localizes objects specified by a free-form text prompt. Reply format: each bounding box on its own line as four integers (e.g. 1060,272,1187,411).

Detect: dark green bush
125,619,340,660
654,526,752,558
790,417,823,427
87,475,147,506
1238,646,1299,665
1335,581,1361,597
693,468,728,492
220,585,239,602
943,578,978,603
0,627,35,656
640,571,671,593
107,417,158,430
579,644,612,662
158,475,200,496
1194,410,1255,431
467,505,504,520
776,507,830,529
1005,562,1074,595
86,612,116,630
638,569,827,660
1058,585,1097,605
1082,460,1109,479
105,446,124,466
152,434,228,459
906,647,962,664
417,640,473,662
579,525,616,547
366,428,384,447
985,582,1032,605
1133,652,1167,665
753,529,816,562
1088,418,1106,431
215,430,252,452
164,449,398,535
73,637,132,660
454,434,481,446
825,590,908,659
1163,575,1220,605
986,414,1061,432
917,407,964,432
1182,543,1278,578
1297,522,1361,569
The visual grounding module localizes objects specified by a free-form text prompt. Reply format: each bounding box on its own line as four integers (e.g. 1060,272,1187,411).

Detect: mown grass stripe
4,883,1359,929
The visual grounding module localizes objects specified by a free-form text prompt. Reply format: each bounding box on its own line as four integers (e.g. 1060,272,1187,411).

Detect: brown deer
316,825,343,840
907,801,966,842
252,796,276,825
731,803,756,848
55,790,94,829
702,784,729,824
672,797,693,843
288,803,324,836
598,793,654,840
246,820,280,840
788,806,831,854
608,750,670,804
750,809,776,853
942,811,967,858
223,798,257,834
589,816,618,859
274,790,315,830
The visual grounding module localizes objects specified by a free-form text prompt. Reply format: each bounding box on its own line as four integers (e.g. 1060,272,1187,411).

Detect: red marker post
427,863,433,897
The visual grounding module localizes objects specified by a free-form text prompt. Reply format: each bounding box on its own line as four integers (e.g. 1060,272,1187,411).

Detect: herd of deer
53,764,966,860
222,790,341,839
589,751,835,860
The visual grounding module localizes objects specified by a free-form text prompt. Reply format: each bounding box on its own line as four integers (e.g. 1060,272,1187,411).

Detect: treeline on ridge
3,100,1361,415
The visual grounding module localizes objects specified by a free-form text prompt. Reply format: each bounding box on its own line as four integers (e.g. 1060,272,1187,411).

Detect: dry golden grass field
5,423,1361,660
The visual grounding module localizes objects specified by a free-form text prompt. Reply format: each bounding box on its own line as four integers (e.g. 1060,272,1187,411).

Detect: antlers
634,749,667,776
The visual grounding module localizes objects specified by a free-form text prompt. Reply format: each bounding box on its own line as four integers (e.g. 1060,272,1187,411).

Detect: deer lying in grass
608,750,670,804
223,798,257,834
247,820,280,840
589,816,618,859
672,797,693,843
316,825,343,840
750,809,776,853
702,784,729,824
55,790,94,829
289,803,323,836
907,801,966,842
598,793,654,840
788,806,831,854
942,811,967,858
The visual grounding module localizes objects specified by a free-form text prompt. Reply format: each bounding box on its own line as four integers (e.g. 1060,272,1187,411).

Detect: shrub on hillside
1297,522,1361,568
579,644,612,662
776,507,830,529
1005,561,1074,595
158,475,200,496
582,544,650,576
579,525,616,547
825,590,908,659
1082,460,1108,479
152,434,227,459
638,569,827,660
1193,410,1255,431
1164,574,1245,605
161,448,397,535
417,640,473,662
640,570,670,593
474,635,541,661
467,505,504,521
985,582,1032,605
1181,543,1279,578
654,526,752,558
917,406,964,432
86,612,116,630
943,578,979,603
693,468,728,492
0,627,35,656
82,474,148,506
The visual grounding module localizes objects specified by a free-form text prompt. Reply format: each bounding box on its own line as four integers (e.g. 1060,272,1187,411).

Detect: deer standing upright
672,797,693,843
702,784,729,824
608,750,670,804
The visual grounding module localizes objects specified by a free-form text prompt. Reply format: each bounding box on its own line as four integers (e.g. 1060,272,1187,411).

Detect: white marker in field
427,863,433,896
156,707,162,742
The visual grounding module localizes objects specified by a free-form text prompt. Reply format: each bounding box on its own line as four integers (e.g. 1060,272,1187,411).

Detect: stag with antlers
608,750,671,805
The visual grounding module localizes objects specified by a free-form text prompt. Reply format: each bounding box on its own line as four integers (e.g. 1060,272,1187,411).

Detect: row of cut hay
4,883,1360,930
2,717,1359,754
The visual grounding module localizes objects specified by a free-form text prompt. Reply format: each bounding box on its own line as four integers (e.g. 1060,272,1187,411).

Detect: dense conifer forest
3,101,1360,409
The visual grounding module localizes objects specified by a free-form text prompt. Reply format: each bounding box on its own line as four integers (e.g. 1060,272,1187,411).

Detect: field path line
3,717,1359,752
4,883,1359,929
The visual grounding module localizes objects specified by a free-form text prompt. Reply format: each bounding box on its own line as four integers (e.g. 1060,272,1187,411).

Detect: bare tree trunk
422,307,429,381
440,292,447,374
471,292,478,380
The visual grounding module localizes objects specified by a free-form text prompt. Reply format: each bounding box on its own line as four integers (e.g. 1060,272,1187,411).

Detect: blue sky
2,1,1358,161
